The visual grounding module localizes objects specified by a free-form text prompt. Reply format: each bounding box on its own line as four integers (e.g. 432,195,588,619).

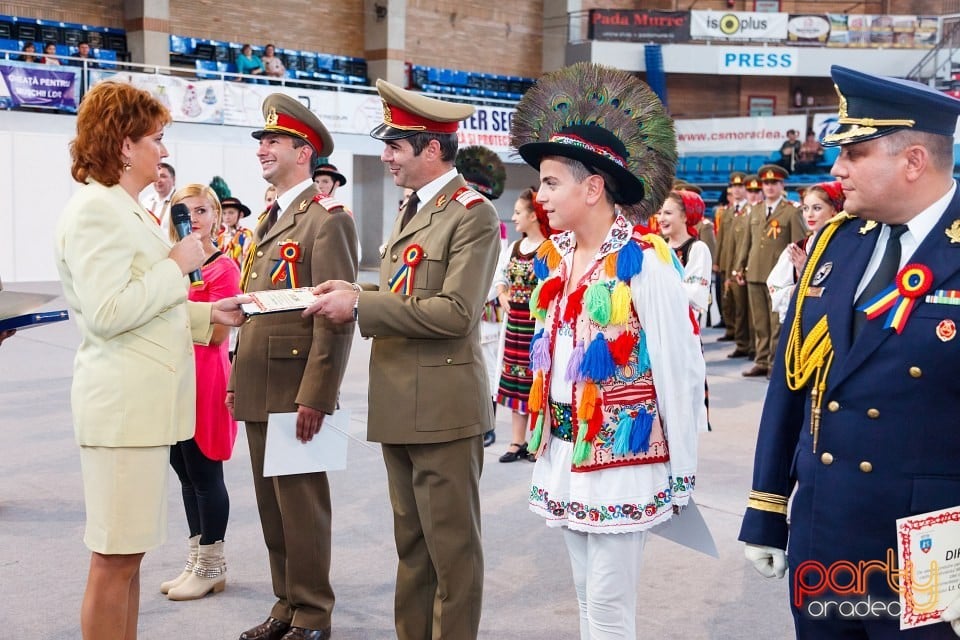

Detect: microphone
170,203,203,286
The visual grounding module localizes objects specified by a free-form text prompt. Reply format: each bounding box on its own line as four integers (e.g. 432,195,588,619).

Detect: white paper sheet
896,504,960,629
263,410,350,477
0,290,58,320
650,498,719,558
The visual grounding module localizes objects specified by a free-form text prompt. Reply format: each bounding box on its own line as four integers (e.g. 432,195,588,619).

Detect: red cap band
270,112,325,153
385,103,459,134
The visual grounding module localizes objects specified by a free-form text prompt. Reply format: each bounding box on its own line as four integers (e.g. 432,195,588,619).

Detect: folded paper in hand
242,287,318,316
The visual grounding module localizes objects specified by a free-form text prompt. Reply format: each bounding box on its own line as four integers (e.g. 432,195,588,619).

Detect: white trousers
563,528,647,640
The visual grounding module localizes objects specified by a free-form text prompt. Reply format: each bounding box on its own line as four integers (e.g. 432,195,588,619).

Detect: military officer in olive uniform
735,164,806,377
740,64,960,640
229,94,359,640
717,172,749,344
304,80,500,640
725,174,759,359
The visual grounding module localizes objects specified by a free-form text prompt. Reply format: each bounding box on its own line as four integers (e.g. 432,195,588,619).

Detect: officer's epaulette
827,211,856,226
452,186,485,210
311,193,347,214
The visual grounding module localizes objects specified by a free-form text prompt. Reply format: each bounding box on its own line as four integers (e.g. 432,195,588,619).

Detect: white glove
940,593,960,637
744,543,787,579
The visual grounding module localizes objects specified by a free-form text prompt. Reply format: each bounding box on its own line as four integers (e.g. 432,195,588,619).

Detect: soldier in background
735,165,806,378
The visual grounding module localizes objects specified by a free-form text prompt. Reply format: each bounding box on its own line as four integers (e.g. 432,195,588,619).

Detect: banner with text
690,11,788,41
93,72,517,155
675,115,806,154
0,62,79,111
588,9,691,43
717,47,799,75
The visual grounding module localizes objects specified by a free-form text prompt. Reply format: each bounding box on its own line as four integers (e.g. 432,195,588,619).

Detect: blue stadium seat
747,155,768,172
731,155,749,173
195,59,219,79
698,156,717,180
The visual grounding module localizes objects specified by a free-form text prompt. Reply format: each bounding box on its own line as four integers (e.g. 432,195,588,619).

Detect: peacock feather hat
510,62,677,215
455,145,506,200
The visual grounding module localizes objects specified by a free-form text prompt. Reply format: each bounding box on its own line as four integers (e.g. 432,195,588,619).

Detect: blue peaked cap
821,65,960,147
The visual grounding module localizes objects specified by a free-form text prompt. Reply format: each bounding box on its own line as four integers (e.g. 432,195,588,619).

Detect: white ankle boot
167,540,226,601
160,535,200,594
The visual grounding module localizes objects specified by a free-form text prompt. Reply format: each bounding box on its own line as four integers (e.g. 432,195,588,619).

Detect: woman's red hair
70,81,171,186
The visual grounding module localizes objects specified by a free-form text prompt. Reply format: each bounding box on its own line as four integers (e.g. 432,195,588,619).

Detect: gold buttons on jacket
251,272,258,279
867,408,880,419
909,367,922,378
820,452,834,465
257,250,264,257
291,349,299,356
859,461,873,473
827,401,840,412
445,357,453,364
391,254,398,261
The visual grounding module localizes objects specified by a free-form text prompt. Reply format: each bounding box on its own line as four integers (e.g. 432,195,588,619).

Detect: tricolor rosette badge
270,240,302,288
860,263,933,334
388,244,425,295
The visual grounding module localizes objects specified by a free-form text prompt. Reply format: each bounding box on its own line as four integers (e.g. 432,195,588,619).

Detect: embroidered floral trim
529,474,696,530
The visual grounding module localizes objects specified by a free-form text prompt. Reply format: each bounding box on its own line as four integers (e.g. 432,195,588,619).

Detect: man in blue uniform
739,65,960,638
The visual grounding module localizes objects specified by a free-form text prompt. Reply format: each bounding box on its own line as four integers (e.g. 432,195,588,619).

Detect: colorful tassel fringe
581,335,615,381
610,281,631,325
585,283,611,325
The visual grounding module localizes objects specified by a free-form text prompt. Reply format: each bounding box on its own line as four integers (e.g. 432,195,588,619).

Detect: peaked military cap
758,164,788,182
371,79,475,140
745,174,762,191
822,65,960,147
729,171,747,186
251,93,334,157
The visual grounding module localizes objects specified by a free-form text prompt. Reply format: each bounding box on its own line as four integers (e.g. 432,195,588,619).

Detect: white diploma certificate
262,410,350,477
242,287,318,315
896,505,960,629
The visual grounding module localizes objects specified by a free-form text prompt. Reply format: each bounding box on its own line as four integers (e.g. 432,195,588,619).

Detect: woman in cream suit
54,81,245,640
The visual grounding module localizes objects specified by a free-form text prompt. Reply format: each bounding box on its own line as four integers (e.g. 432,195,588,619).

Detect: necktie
766,206,773,218
853,224,908,336
734,204,740,215
263,201,280,234
401,192,420,229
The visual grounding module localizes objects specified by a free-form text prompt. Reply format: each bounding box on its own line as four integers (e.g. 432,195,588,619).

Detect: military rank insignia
945,220,960,244
859,220,878,235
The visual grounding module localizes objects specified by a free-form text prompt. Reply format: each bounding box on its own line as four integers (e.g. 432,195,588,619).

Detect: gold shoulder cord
783,216,849,453
239,241,256,291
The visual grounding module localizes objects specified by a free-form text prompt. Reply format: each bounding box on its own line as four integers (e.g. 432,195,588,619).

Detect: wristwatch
351,283,361,321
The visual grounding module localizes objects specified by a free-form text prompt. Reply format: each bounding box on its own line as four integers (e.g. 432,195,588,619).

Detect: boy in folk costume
512,62,708,638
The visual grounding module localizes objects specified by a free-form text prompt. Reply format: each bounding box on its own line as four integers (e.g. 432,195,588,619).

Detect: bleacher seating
675,152,839,203
170,35,369,86
408,63,534,101
0,14,127,61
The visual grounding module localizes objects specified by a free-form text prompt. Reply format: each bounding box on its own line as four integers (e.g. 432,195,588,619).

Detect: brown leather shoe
726,349,750,358
281,628,331,640
742,365,769,377
239,617,290,640
717,334,735,342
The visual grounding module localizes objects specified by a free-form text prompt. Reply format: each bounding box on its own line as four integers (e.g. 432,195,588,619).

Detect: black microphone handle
170,205,204,286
